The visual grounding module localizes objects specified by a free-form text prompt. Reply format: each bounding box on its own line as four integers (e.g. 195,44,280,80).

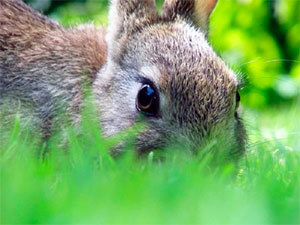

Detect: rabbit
0,0,246,158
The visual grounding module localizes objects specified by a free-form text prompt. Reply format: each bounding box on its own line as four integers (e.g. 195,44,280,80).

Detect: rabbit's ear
106,0,158,55
161,0,217,32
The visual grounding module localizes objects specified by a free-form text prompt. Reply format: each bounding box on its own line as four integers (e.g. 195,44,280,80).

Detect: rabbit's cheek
135,128,168,155
105,126,168,158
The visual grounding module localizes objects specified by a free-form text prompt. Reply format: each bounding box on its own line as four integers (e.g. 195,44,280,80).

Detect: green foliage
209,0,300,108
1,101,300,224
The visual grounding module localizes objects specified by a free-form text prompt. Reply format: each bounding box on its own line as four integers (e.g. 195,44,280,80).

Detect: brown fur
0,0,106,136
0,0,246,158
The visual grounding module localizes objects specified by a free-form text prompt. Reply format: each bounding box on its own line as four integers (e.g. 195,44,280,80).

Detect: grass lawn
1,100,299,224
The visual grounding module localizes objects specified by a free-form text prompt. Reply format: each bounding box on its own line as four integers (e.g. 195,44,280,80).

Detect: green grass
1,100,300,224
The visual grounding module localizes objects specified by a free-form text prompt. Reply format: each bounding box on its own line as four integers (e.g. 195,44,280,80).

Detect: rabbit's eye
136,84,159,116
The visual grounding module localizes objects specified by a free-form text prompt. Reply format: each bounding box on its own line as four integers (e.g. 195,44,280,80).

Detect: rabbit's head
94,0,246,157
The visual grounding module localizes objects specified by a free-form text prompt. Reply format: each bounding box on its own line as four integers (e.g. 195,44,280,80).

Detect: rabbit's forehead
131,22,238,89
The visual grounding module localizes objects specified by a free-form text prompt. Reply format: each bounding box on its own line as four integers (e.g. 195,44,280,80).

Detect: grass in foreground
0,101,300,224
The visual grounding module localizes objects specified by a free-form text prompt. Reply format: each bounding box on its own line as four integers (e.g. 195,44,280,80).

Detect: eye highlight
136,84,159,117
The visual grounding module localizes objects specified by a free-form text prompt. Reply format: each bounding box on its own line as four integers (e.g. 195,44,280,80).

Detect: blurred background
24,0,300,109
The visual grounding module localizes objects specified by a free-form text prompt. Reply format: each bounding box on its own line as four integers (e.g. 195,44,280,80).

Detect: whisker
247,132,300,149
236,58,300,68
239,58,262,66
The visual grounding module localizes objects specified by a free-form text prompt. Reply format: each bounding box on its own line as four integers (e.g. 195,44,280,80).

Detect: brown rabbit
0,0,246,158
